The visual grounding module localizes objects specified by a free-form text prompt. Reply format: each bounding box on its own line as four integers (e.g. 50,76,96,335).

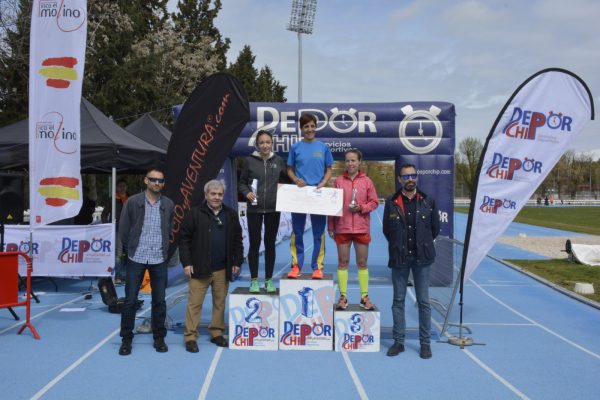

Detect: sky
174,0,600,158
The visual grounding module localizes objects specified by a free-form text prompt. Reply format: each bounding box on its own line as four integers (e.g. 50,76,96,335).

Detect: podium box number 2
278,274,335,351
228,287,279,351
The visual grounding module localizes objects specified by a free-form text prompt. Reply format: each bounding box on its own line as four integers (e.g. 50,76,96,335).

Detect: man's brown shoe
185,341,199,353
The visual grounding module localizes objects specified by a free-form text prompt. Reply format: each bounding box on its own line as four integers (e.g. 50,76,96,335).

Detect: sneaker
420,344,432,359
335,295,348,310
386,341,405,357
312,269,323,279
360,295,375,311
264,279,276,293
249,279,260,293
288,265,301,279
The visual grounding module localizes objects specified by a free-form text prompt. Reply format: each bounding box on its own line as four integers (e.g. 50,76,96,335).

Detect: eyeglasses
213,216,223,226
146,177,165,184
401,174,418,180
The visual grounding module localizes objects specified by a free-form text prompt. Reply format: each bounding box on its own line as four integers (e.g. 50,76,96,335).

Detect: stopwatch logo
399,105,443,154
329,107,357,133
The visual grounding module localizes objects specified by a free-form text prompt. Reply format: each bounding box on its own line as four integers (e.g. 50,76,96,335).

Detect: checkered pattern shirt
132,196,164,264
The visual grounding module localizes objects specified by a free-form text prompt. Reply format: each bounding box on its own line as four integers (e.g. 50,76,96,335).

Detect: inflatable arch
208,102,456,238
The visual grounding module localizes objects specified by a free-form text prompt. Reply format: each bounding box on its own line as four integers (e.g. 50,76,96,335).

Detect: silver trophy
349,188,358,210
251,179,258,206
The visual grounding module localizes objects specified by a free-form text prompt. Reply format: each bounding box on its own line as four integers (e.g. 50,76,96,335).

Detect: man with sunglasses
118,167,174,356
383,164,439,359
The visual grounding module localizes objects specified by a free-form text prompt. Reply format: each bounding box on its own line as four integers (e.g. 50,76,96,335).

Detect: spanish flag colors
37,177,80,207
38,57,78,89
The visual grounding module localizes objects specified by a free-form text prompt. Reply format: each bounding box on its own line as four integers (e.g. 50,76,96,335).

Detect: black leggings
247,212,281,279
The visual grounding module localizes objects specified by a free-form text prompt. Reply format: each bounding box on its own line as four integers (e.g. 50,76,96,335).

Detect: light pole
287,0,317,103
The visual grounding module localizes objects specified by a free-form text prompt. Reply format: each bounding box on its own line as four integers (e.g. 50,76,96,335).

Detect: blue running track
1,209,600,399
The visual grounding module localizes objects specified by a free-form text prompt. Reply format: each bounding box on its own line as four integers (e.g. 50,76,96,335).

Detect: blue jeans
391,258,431,345
120,259,168,340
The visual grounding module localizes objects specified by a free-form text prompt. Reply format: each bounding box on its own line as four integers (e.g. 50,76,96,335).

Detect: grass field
506,259,600,303
455,206,600,303
455,206,600,235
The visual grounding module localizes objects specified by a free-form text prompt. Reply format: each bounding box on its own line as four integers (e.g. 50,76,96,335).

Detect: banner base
444,335,485,348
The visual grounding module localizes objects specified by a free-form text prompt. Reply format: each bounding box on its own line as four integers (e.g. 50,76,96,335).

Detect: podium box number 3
334,305,380,352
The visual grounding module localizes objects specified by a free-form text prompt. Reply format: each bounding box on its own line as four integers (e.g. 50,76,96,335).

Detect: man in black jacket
382,164,439,359
179,180,243,353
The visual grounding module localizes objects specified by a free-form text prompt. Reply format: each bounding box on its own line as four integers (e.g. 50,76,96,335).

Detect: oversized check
276,184,343,216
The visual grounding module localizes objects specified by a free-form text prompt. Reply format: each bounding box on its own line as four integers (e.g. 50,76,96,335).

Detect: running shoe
336,295,348,310
249,279,260,293
360,295,375,311
265,279,276,293
288,265,301,279
312,269,323,279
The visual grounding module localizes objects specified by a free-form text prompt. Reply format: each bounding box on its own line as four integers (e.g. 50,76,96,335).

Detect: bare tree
455,137,483,197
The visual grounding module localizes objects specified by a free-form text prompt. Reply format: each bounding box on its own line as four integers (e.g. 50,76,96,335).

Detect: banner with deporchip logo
461,69,594,282
29,0,87,225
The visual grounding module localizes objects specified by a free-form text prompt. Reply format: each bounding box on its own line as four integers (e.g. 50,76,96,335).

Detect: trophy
349,188,358,211
251,179,258,206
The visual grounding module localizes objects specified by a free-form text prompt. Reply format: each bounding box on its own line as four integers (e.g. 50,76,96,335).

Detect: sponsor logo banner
29,0,87,225
164,73,250,258
4,224,114,276
463,69,594,281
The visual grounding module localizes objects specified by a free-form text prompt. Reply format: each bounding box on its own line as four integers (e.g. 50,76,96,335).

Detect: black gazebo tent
125,113,171,151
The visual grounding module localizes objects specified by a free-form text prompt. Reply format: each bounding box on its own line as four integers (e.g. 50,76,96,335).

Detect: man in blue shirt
118,167,174,356
287,113,334,279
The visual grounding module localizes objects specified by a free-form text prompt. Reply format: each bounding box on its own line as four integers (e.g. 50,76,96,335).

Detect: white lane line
407,287,531,398
29,284,189,400
476,284,534,287
463,349,530,400
0,294,86,336
470,278,600,360
31,328,120,400
461,323,536,327
380,204,531,396
197,230,315,398
197,347,224,400
341,351,369,400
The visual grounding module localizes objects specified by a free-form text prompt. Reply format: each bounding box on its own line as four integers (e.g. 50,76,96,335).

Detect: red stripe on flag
46,79,71,89
42,57,77,68
39,177,79,188
45,198,69,207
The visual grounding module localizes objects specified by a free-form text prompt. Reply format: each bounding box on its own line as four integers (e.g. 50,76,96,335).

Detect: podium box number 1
278,274,335,351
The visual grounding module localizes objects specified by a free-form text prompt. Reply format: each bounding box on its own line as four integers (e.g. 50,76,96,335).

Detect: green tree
0,0,31,126
227,45,286,102
126,23,220,125
256,66,287,102
171,0,230,71
227,45,257,97
84,1,169,125
1,0,286,130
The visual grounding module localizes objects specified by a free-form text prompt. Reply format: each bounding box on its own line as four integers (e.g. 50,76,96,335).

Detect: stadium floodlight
287,0,317,102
